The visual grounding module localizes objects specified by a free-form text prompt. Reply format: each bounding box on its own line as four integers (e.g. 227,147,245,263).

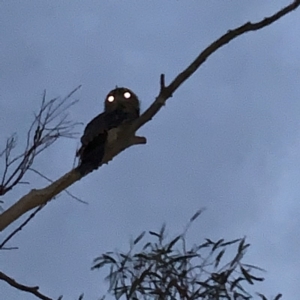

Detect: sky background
0,1,300,299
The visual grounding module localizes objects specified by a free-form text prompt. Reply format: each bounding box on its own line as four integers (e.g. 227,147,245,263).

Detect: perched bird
76,87,140,175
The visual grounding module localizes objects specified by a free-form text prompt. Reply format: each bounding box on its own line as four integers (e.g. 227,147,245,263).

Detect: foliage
92,211,281,300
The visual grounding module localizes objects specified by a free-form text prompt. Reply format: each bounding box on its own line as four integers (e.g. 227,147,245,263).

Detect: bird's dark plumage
76,87,140,175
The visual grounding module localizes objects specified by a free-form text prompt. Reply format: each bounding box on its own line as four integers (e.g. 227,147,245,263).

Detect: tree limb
0,128,146,231
0,270,53,300
133,0,300,131
0,0,299,232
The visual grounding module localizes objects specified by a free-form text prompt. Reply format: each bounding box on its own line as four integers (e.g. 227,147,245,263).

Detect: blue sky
0,1,300,299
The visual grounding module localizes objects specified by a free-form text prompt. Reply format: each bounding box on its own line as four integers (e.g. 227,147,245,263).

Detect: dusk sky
1,1,300,299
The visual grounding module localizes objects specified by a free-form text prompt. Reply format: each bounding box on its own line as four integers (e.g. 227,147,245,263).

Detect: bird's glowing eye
107,95,115,102
124,92,131,99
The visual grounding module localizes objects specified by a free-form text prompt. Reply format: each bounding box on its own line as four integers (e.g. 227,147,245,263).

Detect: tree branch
133,0,300,131
0,170,80,231
29,167,88,204
0,1,299,232
0,270,53,300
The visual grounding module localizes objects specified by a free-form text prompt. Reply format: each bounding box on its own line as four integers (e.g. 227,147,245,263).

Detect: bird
76,87,140,175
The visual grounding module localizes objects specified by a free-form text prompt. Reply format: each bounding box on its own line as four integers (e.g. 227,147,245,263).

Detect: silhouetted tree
92,210,281,300
1,1,299,299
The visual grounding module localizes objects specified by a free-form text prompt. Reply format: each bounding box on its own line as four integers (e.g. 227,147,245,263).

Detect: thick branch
0,270,52,300
0,170,79,231
0,0,299,231
0,128,145,231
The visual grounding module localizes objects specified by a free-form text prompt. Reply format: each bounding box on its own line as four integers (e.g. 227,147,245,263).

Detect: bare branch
132,0,300,131
0,86,81,197
0,169,80,231
0,1,299,231
0,270,53,300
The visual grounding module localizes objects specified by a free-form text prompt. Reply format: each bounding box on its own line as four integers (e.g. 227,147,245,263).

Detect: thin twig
29,168,88,204
0,205,45,249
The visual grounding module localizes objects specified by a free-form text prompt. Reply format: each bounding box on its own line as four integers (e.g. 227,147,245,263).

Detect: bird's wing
80,112,107,146
76,110,129,157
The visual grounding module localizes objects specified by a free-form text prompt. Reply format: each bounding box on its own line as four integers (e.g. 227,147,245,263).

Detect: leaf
240,267,253,284
214,249,225,268
91,260,109,270
167,235,181,252
205,238,214,245
92,253,117,270
196,241,212,250
190,208,205,222
128,267,151,298
230,277,245,291
220,238,241,247
196,281,212,289
78,294,84,300
256,293,268,300
102,254,117,263
212,239,224,251
242,263,266,272
149,231,161,238
248,274,264,282
169,254,197,264
142,242,152,250
134,253,149,260
134,231,146,245
230,251,243,267
128,278,141,298
159,223,166,242
238,238,250,253
120,253,129,260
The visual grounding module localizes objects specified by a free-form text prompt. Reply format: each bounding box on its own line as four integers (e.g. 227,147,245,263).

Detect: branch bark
0,270,52,300
0,0,299,233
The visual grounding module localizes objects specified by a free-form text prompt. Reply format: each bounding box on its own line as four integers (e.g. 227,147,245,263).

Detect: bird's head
104,87,140,119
